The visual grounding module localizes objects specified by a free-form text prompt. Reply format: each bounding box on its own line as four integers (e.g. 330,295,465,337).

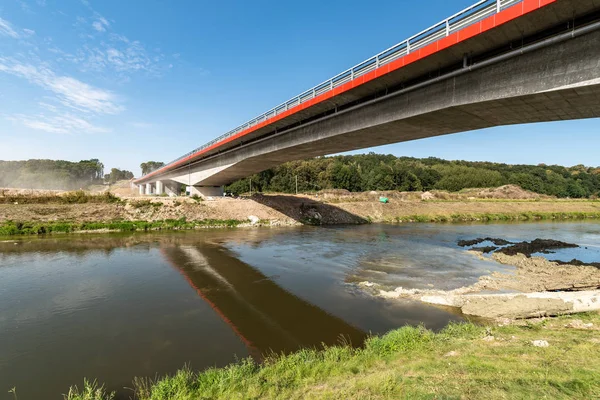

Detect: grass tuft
63,379,114,400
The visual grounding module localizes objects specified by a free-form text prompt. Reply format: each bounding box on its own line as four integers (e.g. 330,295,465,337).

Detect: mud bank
366,252,600,319
421,291,600,319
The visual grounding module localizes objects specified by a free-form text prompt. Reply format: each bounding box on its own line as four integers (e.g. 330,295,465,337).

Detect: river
1,221,598,399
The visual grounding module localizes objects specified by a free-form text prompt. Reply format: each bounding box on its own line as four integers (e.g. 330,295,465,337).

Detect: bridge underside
154,27,600,189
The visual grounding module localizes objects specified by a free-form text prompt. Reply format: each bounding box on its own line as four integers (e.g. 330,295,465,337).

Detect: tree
222,154,600,199
104,168,134,184
140,161,165,175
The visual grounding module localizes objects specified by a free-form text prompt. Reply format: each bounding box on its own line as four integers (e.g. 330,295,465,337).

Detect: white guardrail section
158,0,522,173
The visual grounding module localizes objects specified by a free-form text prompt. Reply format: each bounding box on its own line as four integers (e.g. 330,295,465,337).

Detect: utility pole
295,175,298,195
249,178,252,196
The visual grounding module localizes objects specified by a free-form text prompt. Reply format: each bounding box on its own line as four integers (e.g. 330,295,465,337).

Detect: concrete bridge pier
188,186,224,198
165,181,182,197
145,183,152,195
156,181,164,196
138,184,144,195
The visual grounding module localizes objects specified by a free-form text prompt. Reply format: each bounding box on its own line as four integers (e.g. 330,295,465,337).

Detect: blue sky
0,0,598,176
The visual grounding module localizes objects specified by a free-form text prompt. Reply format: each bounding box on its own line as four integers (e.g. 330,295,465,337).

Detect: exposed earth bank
366,245,600,320
1,186,599,227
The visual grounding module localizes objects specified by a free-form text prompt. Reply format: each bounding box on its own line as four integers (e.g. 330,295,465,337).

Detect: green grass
393,211,600,223
63,379,114,400
0,218,247,236
64,313,600,400
129,199,163,209
0,190,121,204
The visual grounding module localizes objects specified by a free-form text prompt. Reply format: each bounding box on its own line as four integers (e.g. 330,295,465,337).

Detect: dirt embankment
1,184,599,226
0,197,299,225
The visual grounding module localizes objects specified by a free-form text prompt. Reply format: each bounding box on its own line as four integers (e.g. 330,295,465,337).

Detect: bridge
134,0,600,197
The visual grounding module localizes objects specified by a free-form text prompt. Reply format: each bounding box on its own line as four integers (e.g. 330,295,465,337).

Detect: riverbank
66,312,600,400
1,189,600,235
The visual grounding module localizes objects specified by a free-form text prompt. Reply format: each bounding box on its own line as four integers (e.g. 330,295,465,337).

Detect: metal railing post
446,19,450,36
406,40,411,54
496,0,501,13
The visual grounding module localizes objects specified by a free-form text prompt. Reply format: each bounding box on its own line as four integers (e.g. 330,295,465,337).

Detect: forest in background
0,159,106,190
2,154,599,197
225,153,600,198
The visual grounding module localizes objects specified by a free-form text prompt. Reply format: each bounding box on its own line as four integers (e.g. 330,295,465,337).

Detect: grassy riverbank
65,313,600,400
391,211,600,223
0,218,247,235
1,210,599,236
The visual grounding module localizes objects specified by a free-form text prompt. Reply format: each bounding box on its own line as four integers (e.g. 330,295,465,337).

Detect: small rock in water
248,215,260,225
532,340,549,348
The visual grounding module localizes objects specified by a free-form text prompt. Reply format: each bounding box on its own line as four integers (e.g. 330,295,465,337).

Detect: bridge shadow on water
249,194,368,225
161,243,367,360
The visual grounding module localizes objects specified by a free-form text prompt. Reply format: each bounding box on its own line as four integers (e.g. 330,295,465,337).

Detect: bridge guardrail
148,0,523,176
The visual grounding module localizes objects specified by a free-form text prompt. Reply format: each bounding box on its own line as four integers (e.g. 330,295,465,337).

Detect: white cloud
72,36,167,77
131,121,154,129
0,57,123,115
17,1,31,13
8,113,109,134
23,28,36,37
0,17,20,39
38,101,58,112
91,16,109,32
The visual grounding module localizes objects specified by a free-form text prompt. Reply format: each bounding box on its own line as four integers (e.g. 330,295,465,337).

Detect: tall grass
63,379,114,400
0,190,121,205
0,218,247,236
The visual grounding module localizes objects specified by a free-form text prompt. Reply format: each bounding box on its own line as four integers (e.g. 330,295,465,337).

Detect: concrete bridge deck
134,0,600,196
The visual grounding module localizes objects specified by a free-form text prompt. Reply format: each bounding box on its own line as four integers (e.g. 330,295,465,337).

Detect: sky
0,0,598,176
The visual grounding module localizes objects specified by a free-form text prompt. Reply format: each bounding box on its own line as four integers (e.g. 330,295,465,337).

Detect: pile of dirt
461,185,548,200
488,253,600,292
317,189,352,199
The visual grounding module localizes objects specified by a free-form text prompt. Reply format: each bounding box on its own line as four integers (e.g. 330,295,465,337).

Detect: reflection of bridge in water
160,243,366,358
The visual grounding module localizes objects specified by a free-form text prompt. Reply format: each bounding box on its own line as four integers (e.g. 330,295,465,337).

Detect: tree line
225,153,600,198
0,159,171,190
0,159,106,190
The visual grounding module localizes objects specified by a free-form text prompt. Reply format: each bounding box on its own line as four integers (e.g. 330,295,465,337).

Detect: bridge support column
156,180,164,195
138,184,144,195
145,183,152,195
188,186,224,198
165,182,182,197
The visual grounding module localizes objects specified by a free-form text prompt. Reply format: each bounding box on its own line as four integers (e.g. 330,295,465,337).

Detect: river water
0,221,598,399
